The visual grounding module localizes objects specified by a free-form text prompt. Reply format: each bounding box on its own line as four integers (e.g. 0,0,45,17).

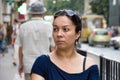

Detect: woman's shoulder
85,56,97,70
33,54,50,68
36,54,50,62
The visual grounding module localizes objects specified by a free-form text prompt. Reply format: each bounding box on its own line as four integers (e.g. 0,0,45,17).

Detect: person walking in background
112,27,119,37
31,9,100,80
11,19,20,66
0,23,7,56
15,2,55,80
11,19,20,47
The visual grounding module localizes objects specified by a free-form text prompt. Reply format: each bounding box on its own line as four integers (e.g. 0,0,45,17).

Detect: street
81,43,120,62
0,46,19,80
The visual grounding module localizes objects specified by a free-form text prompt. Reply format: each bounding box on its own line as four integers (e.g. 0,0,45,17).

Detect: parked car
88,28,111,46
110,36,120,49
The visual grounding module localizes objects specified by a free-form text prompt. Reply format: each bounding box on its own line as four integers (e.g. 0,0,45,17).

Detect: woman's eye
53,28,58,32
63,28,69,32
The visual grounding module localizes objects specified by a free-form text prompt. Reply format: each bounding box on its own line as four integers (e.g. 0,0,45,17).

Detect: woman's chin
56,45,66,49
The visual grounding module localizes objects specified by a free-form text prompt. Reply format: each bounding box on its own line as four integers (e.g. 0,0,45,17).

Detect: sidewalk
0,45,19,80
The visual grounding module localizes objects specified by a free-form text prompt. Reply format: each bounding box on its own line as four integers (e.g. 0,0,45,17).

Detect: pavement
0,45,23,80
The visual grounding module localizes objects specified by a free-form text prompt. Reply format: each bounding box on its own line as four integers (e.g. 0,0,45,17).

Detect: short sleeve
31,55,49,78
88,65,100,80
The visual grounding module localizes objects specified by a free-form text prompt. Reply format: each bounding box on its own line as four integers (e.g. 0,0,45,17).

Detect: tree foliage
44,0,84,15
90,0,109,22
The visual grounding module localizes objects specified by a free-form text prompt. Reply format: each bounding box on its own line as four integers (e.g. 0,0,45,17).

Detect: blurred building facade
0,0,3,23
84,0,92,15
109,0,120,27
0,0,28,44
0,0,43,39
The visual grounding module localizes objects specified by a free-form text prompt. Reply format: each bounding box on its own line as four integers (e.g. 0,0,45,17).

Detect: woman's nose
57,30,63,36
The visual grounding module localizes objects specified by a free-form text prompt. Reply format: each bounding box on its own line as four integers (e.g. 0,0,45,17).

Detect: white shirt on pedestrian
15,17,55,73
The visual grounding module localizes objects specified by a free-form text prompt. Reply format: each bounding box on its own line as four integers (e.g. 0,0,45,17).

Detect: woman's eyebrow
53,24,57,27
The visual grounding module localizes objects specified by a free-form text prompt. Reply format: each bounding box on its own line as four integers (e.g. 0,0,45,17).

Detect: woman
31,9,100,80
0,23,7,56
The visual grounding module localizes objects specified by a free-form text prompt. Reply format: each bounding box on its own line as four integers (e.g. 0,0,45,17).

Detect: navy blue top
31,55,100,80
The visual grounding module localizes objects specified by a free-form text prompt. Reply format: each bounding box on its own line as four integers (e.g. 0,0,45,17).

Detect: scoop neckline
46,55,97,75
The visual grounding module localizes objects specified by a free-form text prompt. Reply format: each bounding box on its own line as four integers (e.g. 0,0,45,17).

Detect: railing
100,56,120,80
78,49,120,80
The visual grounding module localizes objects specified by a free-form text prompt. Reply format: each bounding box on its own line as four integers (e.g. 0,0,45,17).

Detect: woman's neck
54,48,77,59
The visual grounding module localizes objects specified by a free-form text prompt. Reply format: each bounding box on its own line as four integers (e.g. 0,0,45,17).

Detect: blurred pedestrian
11,19,20,66
31,9,100,80
0,23,7,56
15,2,55,80
11,19,20,46
112,27,119,37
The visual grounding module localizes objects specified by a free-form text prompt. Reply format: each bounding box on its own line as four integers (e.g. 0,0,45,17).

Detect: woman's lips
57,40,65,44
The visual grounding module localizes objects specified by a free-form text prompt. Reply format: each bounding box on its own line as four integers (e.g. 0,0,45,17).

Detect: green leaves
44,0,84,15
5,0,14,3
5,0,14,4
90,0,109,23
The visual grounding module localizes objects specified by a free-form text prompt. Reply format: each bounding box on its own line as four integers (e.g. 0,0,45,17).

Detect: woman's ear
76,31,81,40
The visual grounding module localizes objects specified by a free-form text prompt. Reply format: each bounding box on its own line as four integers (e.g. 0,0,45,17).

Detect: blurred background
0,0,120,80
0,0,120,44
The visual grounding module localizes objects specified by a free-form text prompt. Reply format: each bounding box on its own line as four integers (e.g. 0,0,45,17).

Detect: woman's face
53,16,80,49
